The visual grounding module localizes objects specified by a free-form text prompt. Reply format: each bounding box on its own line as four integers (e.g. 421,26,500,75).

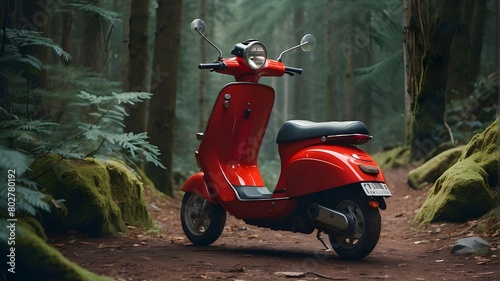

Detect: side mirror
277,34,316,62
300,34,316,52
190,19,206,38
190,19,223,60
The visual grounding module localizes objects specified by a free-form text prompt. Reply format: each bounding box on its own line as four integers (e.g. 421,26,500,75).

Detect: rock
413,120,498,224
0,224,114,280
408,146,464,190
30,154,153,237
373,146,411,170
451,237,492,255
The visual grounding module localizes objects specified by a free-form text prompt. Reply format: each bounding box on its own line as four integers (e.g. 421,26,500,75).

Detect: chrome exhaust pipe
308,203,349,233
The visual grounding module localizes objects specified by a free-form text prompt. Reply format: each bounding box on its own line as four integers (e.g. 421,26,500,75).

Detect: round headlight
244,42,267,69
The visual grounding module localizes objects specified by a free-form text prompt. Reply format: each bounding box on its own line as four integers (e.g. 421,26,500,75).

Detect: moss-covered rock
413,120,499,224
407,146,464,190
31,154,152,237
373,146,411,170
1,225,114,281
106,160,152,229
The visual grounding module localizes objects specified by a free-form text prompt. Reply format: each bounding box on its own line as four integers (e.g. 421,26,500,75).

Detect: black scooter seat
276,120,370,144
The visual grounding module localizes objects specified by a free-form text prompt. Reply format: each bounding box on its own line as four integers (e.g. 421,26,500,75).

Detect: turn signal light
368,200,379,209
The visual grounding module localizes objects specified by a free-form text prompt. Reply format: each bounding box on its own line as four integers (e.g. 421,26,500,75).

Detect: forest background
0,0,498,200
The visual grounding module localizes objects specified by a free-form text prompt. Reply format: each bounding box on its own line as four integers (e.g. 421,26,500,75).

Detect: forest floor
50,166,500,281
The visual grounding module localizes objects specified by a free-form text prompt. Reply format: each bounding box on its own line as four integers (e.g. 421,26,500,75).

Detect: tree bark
146,0,182,196
446,0,486,101
124,0,150,134
409,0,461,161
324,0,336,121
292,1,304,119
344,29,355,120
402,0,425,144
197,0,207,131
81,0,103,73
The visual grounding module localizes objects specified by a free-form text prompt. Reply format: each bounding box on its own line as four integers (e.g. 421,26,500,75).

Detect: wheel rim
183,194,212,236
335,200,364,249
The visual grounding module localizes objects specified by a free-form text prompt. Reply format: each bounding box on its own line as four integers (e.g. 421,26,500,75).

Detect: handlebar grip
198,62,226,70
284,66,303,75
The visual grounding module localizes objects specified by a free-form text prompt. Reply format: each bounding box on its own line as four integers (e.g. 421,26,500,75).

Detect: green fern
68,1,122,24
0,147,50,219
1,29,71,62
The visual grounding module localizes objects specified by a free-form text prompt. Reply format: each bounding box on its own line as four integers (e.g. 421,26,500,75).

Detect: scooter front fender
283,145,385,198
181,172,217,204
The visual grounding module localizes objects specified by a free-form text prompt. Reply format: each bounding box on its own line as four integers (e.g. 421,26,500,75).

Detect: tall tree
124,0,150,134
292,1,304,119
324,0,336,121
446,0,487,102
146,0,182,196
344,0,356,120
404,0,461,160
197,0,208,131
81,0,103,72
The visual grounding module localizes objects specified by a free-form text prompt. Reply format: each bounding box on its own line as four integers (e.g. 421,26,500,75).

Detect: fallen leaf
275,271,306,277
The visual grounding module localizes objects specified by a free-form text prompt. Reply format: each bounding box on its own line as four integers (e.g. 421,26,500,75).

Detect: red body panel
196,82,274,202
276,143,385,197
182,57,387,221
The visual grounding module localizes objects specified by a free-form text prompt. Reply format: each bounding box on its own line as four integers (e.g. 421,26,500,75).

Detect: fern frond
111,92,152,105
68,1,122,24
0,148,31,175
0,54,43,73
107,132,166,169
2,29,71,61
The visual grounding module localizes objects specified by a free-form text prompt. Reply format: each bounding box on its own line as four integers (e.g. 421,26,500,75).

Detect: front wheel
180,192,226,246
328,196,381,260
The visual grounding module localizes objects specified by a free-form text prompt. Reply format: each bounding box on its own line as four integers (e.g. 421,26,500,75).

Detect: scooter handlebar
198,62,227,71
284,66,303,76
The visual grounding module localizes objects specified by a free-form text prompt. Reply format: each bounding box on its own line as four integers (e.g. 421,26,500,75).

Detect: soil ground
50,166,499,281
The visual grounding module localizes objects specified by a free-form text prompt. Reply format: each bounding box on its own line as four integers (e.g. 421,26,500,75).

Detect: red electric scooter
180,19,391,260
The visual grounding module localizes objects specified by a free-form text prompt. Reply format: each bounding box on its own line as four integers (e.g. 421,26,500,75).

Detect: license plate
361,182,392,196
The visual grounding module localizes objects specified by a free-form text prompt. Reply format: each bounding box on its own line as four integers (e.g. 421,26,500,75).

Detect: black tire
328,194,381,260
180,192,226,246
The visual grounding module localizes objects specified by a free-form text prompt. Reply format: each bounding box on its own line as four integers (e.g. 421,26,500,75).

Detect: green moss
373,146,411,170
413,159,495,224
18,217,47,241
30,154,152,237
106,160,152,228
1,225,114,281
408,146,464,189
413,119,499,224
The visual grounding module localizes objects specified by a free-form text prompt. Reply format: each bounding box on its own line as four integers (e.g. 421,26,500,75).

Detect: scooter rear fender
181,172,217,204
280,144,385,198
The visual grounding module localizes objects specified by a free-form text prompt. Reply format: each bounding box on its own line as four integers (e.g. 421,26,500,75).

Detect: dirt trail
51,167,499,280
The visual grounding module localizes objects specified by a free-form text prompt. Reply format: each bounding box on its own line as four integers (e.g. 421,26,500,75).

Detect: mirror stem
195,28,223,61
277,42,307,62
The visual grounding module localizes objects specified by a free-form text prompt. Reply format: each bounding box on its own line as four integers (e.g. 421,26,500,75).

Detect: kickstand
316,230,331,252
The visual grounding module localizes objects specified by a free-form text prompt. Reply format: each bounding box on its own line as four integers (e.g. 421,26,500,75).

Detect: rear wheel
180,192,226,246
328,195,381,260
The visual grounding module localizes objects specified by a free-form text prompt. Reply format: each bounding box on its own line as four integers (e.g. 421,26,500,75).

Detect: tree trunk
197,0,208,131
344,30,355,120
124,0,150,134
359,11,372,128
146,0,182,196
446,0,486,101
409,0,461,161
81,0,103,72
324,0,336,121
292,1,304,119
60,1,73,66
402,0,425,144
